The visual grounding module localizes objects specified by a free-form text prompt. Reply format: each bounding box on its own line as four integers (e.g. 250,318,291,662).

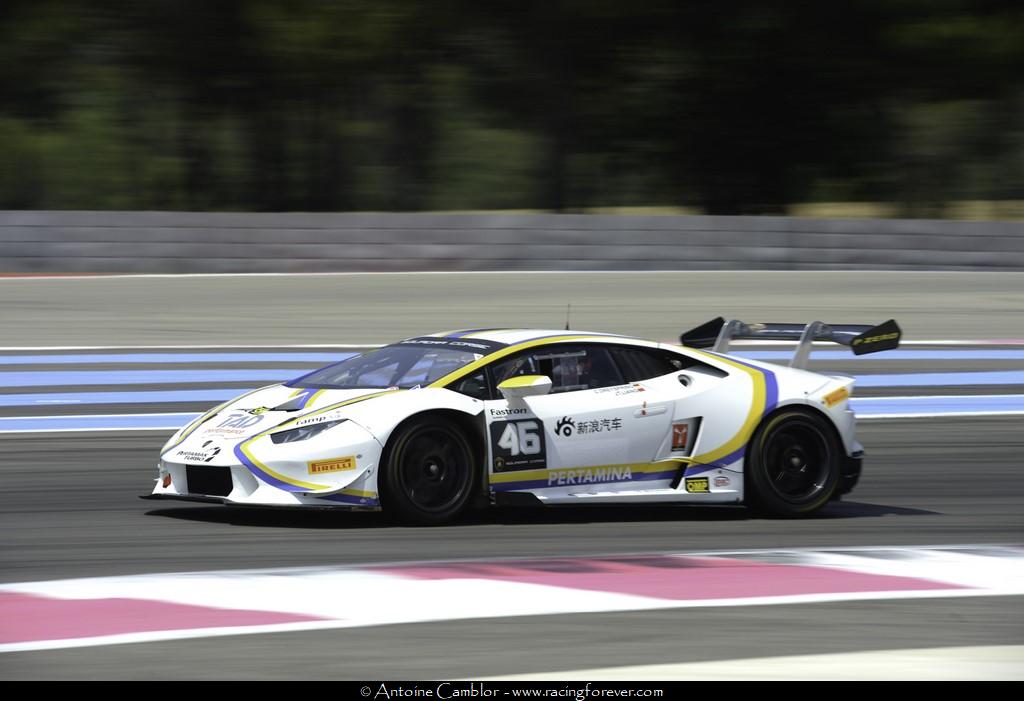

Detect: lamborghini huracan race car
146,319,901,524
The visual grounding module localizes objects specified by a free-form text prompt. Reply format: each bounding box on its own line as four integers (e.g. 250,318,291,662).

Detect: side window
609,346,727,381
489,354,539,386
449,369,490,400
490,345,623,394
609,347,685,381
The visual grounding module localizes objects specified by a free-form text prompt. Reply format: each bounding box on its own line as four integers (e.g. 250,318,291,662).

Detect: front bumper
139,492,379,511
150,460,381,509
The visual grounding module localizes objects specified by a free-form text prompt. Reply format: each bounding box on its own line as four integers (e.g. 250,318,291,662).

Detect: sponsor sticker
399,337,505,353
671,422,690,450
488,407,530,418
174,439,222,463
714,475,731,488
547,466,632,487
552,416,623,438
307,456,356,474
208,411,265,433
823,387,850,407
593,383,647,396
685,477,709,493
294,409,349,427
852,332,899,346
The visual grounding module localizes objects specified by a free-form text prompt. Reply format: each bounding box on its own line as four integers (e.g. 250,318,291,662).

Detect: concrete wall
2,210,1022,273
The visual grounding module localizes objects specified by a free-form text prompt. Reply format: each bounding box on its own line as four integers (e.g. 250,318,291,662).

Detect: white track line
857,411,1024,420
0,408,1017,436
3,545,1023,654
482,645,1024,681
0,340,1010,351
1,590,1006,656
5,270,1023,281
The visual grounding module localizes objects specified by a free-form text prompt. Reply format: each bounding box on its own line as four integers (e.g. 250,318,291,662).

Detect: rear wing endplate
679,317,901,369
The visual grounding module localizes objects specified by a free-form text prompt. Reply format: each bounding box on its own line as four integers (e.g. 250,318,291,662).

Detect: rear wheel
745,409,841,517
380,416,476,525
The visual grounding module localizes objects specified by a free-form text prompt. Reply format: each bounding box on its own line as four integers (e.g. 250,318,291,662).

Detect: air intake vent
185,465,233,497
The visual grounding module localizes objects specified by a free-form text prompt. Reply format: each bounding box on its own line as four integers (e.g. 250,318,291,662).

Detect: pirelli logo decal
308,456,356,474
823,387,850,407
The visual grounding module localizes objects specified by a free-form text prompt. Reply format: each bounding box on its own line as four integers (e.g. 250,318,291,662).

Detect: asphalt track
0,272,1022,679
3,270,1023,345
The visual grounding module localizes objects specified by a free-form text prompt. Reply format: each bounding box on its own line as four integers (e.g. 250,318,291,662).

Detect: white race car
146,319,900,523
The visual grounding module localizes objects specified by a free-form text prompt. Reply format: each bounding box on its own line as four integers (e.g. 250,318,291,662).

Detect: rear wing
679,317,901,369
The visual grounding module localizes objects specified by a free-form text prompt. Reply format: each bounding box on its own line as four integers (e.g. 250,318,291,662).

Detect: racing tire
380,416,477,525
745,409,841,517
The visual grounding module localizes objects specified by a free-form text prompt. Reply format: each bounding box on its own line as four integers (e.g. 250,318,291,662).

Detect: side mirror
497,375,552,400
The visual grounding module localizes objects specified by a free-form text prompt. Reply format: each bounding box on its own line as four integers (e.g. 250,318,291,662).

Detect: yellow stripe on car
430,335,611,387
239,441,330,491
240,390,399,492
271,389,398,431
489,458,692,486
686,349,767,465
161,387,266,456
498,375,548,389
338,487,377,499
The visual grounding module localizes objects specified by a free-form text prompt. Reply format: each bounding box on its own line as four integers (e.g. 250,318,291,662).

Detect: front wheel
745,409,841,517
380,416,477,525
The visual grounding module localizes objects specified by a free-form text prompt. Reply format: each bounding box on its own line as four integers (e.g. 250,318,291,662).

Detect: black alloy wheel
382,416,476,525
745,409,841,517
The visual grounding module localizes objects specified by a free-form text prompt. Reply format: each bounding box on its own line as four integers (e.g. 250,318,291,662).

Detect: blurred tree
0,0,1020,214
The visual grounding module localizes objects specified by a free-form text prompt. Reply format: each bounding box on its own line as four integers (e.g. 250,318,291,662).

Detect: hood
161,384,386,461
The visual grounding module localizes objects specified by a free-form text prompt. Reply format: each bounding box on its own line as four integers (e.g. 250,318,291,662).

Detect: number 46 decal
497,421,542,456
489,419,547,471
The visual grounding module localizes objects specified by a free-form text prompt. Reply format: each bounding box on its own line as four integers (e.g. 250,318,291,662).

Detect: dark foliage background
1,0,1021,215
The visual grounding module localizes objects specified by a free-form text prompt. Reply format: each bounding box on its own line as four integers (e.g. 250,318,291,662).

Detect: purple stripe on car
231,443,307,493
693,356,778,470
491,468,677,492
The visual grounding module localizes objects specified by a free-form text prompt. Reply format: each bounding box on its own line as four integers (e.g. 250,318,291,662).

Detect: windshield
288,343,483,390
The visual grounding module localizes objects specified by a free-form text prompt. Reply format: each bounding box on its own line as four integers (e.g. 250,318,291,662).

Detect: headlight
270,419,348,444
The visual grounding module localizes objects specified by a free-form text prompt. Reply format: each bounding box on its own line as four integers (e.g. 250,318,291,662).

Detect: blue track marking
1,369,313,388
0,350,1020,365
5,395,1022,431
851,395,1024,415
6,368,1023,393
852,371,1024,388
0,388,249,407
0,413,200,432
736,350,1024,361
0,352,357,365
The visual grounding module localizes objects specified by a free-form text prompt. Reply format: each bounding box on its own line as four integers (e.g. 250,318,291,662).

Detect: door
482,344,673,492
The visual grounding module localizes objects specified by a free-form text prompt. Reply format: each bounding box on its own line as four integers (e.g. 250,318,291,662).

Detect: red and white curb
2,545,1023,653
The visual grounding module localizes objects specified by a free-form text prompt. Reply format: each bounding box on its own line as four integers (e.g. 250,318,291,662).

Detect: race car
145,319,901,524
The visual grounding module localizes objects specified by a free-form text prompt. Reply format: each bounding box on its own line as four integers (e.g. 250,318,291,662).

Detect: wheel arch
379,408,488,503
742,402,846,516
750,402,845,451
